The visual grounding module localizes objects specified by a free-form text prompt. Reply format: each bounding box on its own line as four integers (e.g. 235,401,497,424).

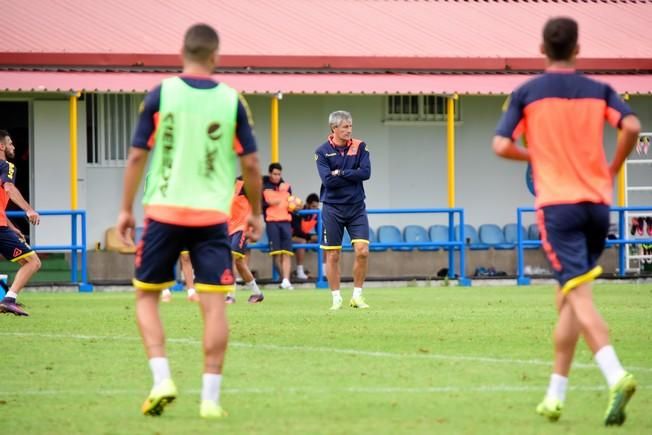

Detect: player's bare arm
609,115,641,178
117,147,149,245
4,182,39,225
492,136,531,162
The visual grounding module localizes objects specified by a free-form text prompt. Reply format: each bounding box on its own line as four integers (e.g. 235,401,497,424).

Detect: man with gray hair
315,111,371,310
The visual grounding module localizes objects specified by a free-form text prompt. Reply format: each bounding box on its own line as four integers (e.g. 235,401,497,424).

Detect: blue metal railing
249,207,471,288
516,206,652,285
6,209,92,292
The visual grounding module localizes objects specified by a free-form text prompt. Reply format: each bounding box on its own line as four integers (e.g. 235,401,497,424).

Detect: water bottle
0,274,7,299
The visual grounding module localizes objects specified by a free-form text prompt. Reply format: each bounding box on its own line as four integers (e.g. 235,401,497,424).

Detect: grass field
1,283,651,434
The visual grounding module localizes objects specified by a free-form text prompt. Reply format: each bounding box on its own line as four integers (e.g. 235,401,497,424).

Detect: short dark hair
268,162,282,173
183,24,219,62
0,130,8,142
306,193,319,204
543,17,578,61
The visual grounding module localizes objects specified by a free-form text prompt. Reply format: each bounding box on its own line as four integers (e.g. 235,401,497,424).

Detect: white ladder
624,132,652,272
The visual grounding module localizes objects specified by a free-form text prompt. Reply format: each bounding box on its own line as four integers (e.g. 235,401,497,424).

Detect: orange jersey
228,178,251,235
262,177,292,222
496,69,634,208
0,160,17,227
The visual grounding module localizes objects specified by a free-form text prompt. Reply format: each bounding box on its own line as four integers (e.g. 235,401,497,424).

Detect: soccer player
116,23,263,419
262,162,294,289
0,129,41,317
226,176,264,304
160,251,199,303
291,193,320,280
315,111,371,310
493,17,640,426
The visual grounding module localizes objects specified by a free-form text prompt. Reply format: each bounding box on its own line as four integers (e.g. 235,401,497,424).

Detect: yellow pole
270,94,279,163
69,92,80,210
447,95,457,208
617,93,631,207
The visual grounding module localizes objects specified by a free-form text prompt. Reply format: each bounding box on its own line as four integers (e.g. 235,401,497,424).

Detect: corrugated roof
3,0,652,71
1,70,650,95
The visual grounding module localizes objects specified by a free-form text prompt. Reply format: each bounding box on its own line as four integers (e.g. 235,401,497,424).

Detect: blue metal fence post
457,209,471,286
315,209,328,289
71,212,78,284
516,208,531,285
447,211,455,279
618,209,625,277
79,211,93,292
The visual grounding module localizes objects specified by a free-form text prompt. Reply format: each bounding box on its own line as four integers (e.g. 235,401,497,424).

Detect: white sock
227,292,235,298
297,265,305,274
353,287,363,298
187,288,196,296
282,278,291,286
149,357,171,388
6,290,18,300
545,373,568,402
201,373,222,403
332,290,341,301
161,288,171,296
248,280,262,295
595,345,626,387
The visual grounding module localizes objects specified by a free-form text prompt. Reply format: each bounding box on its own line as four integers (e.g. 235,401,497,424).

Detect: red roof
1,71,650,95
3,0,652,71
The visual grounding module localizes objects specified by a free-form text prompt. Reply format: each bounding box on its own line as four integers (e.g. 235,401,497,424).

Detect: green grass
1,284,651,434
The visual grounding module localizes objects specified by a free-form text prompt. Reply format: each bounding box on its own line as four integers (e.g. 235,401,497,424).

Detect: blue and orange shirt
228,177,251,235
262,176,292,222
315,136,371,205
0,160,17,226
496,68,634,208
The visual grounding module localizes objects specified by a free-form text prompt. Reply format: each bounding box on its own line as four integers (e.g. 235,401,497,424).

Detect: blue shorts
0,226,34,262
266,221,293,256
134,219,234,293
321,202,369,250
230,230,248,259
537,203,609,293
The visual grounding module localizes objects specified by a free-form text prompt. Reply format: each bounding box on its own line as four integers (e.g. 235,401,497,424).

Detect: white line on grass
0,384,650,397
2,331,651,372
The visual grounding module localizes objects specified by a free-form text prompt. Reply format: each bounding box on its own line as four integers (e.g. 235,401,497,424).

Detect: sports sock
149,357,171,388
595,345,626,388
201,373,222,403
297,265,305,275
6,290,18,300
545,373,568,402
332,290,341,301
352,287,363,298
248,280,262,295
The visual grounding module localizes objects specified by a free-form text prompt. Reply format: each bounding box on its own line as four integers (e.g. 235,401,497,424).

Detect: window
86,93,144,165
385,95,460,122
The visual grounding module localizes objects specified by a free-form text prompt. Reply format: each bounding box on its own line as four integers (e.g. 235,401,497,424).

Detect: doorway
0,101,31,237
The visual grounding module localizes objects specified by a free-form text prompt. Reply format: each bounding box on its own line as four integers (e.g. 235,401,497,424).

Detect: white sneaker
280,280,294,290
296,271,309,280
161,289,172,303
330,297,343,311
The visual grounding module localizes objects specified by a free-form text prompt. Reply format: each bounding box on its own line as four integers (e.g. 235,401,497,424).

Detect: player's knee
354,244,369,259
327,250,341,263
28,254,42,271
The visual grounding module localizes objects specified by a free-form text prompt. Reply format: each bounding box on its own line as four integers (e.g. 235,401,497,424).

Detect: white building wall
32,99,86,247
27,93,651,247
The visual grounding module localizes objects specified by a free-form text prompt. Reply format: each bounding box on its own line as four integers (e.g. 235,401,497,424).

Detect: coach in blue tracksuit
315,110,371,311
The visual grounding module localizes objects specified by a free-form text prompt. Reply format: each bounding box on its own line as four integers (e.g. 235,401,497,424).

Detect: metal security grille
386,95,460,122
86,93,144,166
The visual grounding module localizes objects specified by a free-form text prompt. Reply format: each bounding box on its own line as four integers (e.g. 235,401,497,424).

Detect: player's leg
189,223,233,419
179,250,198,302
134,219,181,416
347,204,370,309
231,231,263,303
279,222,294,289
292,236,309,280
0,228,40,316
267,222,285,286
320,203,344,310
537,288,581,421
